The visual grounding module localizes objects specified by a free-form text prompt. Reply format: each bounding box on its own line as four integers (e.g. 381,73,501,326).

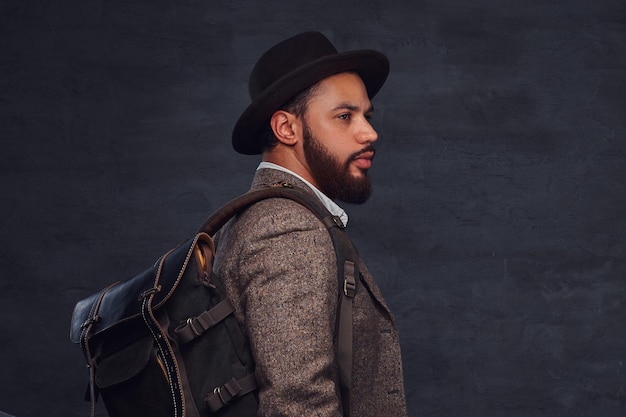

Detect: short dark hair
259,81,321,151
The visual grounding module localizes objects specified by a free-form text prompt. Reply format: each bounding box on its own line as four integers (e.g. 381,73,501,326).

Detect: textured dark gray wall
1,1,625,416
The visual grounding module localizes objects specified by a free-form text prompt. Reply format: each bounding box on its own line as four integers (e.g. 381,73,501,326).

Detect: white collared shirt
257,161,349,227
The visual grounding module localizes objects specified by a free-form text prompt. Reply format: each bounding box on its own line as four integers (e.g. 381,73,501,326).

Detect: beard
302,121,374,204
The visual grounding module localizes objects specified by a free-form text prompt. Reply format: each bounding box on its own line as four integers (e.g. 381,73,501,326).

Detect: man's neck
256,161,349,227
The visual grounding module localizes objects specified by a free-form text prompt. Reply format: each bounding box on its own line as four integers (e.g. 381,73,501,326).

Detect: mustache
349,145,376,162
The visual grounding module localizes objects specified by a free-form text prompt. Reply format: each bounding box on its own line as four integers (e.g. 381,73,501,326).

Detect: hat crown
249,31,338,99
233,31,389,155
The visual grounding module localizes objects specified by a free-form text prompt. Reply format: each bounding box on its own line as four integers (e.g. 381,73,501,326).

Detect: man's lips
352,151,375,170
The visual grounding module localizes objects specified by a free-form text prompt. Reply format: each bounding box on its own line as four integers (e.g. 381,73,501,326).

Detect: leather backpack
70,184,359,417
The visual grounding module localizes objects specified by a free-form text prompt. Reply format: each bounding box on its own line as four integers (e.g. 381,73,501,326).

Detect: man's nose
358,118,378,144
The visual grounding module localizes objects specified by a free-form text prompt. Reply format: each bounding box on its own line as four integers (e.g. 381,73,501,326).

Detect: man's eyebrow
332,102,375,113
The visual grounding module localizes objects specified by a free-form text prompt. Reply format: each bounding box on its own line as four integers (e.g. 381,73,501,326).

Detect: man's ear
270,110,300,146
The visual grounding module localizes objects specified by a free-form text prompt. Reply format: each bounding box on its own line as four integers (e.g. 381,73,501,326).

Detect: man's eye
338,113,350,120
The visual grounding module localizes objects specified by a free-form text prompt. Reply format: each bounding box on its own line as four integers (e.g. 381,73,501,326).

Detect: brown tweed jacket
213,168,407,417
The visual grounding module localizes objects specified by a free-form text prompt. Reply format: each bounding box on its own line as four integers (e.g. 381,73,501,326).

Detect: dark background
1,1,625,416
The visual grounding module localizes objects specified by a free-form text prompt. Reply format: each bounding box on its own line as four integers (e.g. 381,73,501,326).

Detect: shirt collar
257,161,349,226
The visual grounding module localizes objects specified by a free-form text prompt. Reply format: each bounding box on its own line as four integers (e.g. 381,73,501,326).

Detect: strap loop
205,374,258,412
174,299,235,344
343,260,356,297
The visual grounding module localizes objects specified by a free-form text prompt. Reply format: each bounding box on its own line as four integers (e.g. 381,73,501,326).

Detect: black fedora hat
232,31,390,155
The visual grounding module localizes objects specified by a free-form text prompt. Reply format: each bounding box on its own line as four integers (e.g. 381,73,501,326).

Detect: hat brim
232,49,390,155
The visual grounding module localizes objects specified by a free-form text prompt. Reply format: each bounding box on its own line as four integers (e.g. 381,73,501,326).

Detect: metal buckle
187,317,202,336
214,387,227,405
343,278,356,297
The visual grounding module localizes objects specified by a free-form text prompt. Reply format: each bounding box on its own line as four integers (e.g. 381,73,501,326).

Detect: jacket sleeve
218,198,344,417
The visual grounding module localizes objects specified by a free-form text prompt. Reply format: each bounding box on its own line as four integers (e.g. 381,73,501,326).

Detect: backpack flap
70,286,116,344
69,232,214,345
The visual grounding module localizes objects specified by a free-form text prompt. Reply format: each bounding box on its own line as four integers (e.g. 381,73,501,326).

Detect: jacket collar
252,163,349,227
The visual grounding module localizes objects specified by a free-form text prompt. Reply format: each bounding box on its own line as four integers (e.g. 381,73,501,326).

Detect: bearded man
214,31,407,417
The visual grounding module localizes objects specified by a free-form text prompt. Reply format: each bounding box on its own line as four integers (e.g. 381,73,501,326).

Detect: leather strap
205,374,258,413
338,260,356,415
140,249,187,417
174,298,236,344
79,281,120,417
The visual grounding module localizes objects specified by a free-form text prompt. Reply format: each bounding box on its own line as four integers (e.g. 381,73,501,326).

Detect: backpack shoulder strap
198,183,357,415
198,183,340,234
